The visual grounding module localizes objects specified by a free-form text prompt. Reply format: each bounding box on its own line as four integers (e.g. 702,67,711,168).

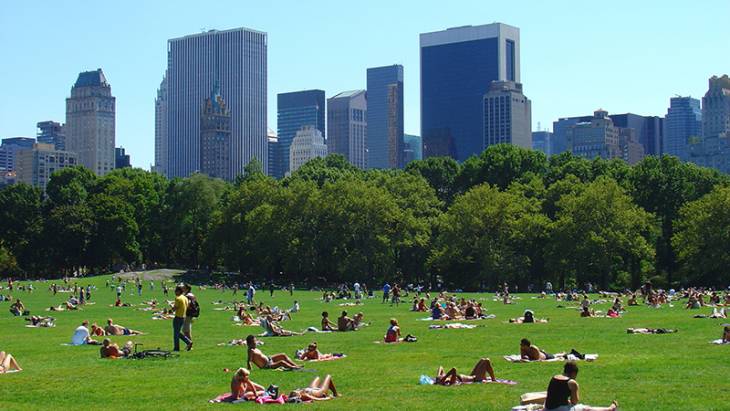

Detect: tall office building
267,129,278,177
327,90,367,169
0,137,35,171
65,69,116,176
37,121,65,151
420,23,520,161
688,75,730,173
289,126,328,174
483,81,532,150
532,131,552,156
275,90,325,178
664,96,701,161
16,143,78,193
567,110,622,161
115,147,131,168
554,113,661,156
154,74,168,176
367,65,404,169
199,84,232,181
164,28,267,179
403,134,422,164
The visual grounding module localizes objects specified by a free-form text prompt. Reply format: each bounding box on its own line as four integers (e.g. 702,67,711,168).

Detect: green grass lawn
1,273,729,410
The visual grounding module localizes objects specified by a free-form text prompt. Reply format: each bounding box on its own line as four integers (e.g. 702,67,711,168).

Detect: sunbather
9,299,25,316
260,316,300,336
580,307,594,317
434,358,497,385
287,375,338,401
71,320,101,345
99,338,132,358
723,326,730,344
321,311,335,331
544,361,618,411
518,339,582,361
511,311,548,323
246,335,300,370
231,368,265,400
104,319,143,336
337,311,355,331
626,328,677,334
384,318,402,343
25,316,54,327
0,351,21,373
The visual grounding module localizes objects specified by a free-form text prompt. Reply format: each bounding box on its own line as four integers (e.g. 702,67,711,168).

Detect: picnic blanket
711,339,729,345
503,354,598,362
428,323,478,329
209,393,288,404
418,375,517,385
419,314,496,321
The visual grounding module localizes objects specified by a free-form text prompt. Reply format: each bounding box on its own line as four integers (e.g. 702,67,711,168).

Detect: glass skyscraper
327,90,367,169
420,23,520,161
367,65,404,169
275,90,325,178
664,96,701,160
163,28,267,179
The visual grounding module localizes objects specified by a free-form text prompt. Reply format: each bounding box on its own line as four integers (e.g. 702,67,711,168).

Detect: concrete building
115,147,131,168
16,143,78,193
199,84,232,181
154,74,168,176
688,75,730,173
367,65,404,169
618,128,646,165
0,137,35,171
0,171,16,188
566,110,622,161
664,96,702,161
403,134,422,164
275,90,325,178
289,126,328,174
483,81,531,150
532,131,552,156
327,90,367,169
267,129,279,177
65,69,116,176
554,113,662,157
420,23,520,161
163,28,267,179
37,121,65,151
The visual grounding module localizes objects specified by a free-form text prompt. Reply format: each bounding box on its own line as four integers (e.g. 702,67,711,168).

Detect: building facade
367,65,404,169
0,137,35,171
566,110,622,161
16,143,78,193
37,121,65,151
532,131,552,156
664,96,702,161
420,23,520,161
164,28,267,180
688,75,730,173
403,134,422,164
483,81,532,150
275,90,325,178
327,90,367,169
267,129,279,177
199,85,232,181
65,69,116,176
115,147,131,168
554,112,661,157
154,74,168,176
289,126,328,174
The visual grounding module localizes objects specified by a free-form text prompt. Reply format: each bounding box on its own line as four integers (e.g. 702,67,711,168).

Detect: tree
86,193,140,271
405,156,460,204
45,166,96,207
457,144,548,192
673,186,730,286
0,183,43,275
288,154,360,187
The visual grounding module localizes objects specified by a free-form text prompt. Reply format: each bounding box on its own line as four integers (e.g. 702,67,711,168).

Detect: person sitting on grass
246,335,300,370
337,311,355,331
431,303,448,320
384,318,402,343
287,375,338,402
260,315,300,336
627,293,639,306
99,338,133,358
71,320,101,346
0,351,22,373
543,361,618,411
580,306,594,317
231,368,265,401
321,311,335,331
723,326,730,344
353,312,367,328
606,307,620,318
434,358,497,385
9,299,25,316
237,307,258,325
104,319,143,336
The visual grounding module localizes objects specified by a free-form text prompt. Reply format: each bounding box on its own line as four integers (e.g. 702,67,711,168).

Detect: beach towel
520,391,547,405
302,354,346,362
418,314,496,321
511,404,544,411
711,339,729,345
209,394,289,404
418,375,517,385
428,323,478,329
503,354,598,362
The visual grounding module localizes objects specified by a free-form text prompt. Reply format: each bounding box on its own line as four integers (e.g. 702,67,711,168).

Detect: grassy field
1,272,729,410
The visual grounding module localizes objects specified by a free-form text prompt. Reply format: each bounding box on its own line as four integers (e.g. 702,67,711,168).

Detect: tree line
1,144,729,290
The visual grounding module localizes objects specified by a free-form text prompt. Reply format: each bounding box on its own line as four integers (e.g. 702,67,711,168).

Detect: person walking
269,282,275,297
182,284,198,344
382,282,391,304
172,286,193,351
247,283,255,305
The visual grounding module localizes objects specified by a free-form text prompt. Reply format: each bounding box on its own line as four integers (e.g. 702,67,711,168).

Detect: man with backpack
172,285,193,352
182,283,199,346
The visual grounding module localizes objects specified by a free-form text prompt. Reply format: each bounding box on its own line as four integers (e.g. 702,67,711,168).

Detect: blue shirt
383,284,391,294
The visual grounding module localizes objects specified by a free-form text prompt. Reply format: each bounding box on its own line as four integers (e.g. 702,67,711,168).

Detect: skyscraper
154,74,168,176
664,96,702,161
65,69,116,176
37,121,65,151
483,81,532,150
16,143,78,193
403,134,422,165
267,129,279,177
532,131,552,156
420,23,520,161
688,75,730,173
115,147,131,168
199,84,232,181
275,90,325,178
567,110,622,161
289,126,328,174
0,137,35,171
367,65,404,169
327,90,367,169
164,28,267,179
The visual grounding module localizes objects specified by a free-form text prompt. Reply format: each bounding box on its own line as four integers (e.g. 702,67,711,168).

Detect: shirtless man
104,319,143,336
520,338,555,361
337,311,355,331
434,358,497,385
245,335,300,370
321,312,335,331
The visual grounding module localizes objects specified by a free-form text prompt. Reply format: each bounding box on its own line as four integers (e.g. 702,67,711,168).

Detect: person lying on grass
321,311,335,331
260,315,300,336
25,316,55,327
246,335,301,370
510,310,548,323
434,358,496,385
231,368,265,401
297,341,344,361
580,307,595,317
544,361,618,411
287,375,338,402
99,338,133,358
104,319,143,336
626,328,677,334
520,339,586,361
237,307,258,325
0,351,21,373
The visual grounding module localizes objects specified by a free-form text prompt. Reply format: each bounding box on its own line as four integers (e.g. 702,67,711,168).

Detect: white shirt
354,283,361,293
71,326,90,345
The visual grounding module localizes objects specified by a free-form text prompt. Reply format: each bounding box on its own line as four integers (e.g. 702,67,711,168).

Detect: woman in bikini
287,375,338,401
321,312,335,331
245,335,300,370
231,368,265,400
434,358,497,385
0,351,21,373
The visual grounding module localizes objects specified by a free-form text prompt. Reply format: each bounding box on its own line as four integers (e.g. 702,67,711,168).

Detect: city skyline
1,1,729,168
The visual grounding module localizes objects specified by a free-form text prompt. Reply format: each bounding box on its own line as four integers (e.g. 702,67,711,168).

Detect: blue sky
1,1,728,168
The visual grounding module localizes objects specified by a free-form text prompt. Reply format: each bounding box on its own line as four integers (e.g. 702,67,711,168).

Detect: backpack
187,297,200,318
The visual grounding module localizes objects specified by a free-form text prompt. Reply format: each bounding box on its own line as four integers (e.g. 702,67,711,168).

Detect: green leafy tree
405,156,460,204
288,154,360,187
458,144,548,192
0,184,43,275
